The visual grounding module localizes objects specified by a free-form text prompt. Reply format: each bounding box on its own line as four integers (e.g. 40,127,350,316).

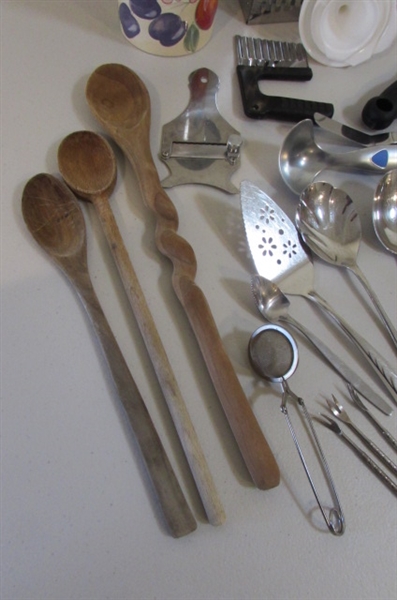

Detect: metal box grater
239,0,303,24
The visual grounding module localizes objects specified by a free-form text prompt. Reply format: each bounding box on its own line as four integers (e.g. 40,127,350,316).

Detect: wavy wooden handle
136,166,279,489
86,64,280,489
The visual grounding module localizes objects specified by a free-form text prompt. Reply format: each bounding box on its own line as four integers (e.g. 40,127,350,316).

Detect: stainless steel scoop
296,181,397,349
248,323,345,535
373,169,397,255
279,119,397,194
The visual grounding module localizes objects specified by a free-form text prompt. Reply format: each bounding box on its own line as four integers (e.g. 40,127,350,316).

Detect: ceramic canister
118,0,219,56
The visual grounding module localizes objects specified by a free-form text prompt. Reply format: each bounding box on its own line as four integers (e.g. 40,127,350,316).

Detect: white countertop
2,2,397,599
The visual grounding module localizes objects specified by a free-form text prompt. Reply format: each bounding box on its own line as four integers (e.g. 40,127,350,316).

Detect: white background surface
1,2,397,599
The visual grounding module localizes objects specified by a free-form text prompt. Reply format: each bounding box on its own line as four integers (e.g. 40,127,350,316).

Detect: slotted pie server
240,180,397,407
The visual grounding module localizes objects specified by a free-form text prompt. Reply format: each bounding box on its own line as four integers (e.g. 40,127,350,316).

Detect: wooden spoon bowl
58,130,226,525
22,173,85,259
86,63,281,491
22,173,197,538
58,130,116,200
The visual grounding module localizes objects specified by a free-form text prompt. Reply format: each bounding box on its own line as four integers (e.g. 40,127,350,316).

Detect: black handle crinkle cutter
235,36,334,121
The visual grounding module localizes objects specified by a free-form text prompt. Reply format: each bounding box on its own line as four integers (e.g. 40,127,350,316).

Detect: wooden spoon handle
85,64,279,489
115,142,279,491
63,264,197,538
93,194,225,525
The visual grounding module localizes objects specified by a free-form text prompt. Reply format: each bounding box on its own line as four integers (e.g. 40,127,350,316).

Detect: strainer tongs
249,323,345,535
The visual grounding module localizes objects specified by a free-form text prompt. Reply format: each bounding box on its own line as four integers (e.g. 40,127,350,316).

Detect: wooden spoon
57,130,225,526
86,64,280,490
21,173,197,538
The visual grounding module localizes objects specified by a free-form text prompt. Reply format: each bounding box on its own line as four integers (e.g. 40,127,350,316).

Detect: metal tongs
249,324,345,535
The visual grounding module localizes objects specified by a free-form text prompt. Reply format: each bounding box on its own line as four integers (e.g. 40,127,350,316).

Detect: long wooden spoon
21,173,197,538
57,130,225,526
86,63,280,490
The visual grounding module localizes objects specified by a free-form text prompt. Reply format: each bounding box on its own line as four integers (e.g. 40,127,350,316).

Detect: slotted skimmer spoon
248,323,345,535
296,181,397,349
241,180,397,405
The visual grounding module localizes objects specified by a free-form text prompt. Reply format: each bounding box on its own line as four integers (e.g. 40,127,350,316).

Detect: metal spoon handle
280,314,392,415
339,430,397,496
348,386,397,450
346,422,397,477
59,260,197,538
309,291,397,405
348,262,397,349
93,194,225,526
364,414,397,451
331,145,397,173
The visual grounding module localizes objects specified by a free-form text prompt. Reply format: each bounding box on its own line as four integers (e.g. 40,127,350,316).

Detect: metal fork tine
318,413,342,433
332,394,344,412
326,397,338,413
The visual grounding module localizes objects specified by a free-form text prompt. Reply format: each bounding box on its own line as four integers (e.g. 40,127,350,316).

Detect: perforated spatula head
240,180,314,296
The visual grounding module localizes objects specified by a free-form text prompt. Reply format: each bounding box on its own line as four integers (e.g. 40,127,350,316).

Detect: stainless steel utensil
314,112,397,147
160,68,242,194
251,274,392,415
316,414,397,497
239,0,303,24
373,169,397,255
296,181,397,348
241,180,397,405
279,119,397,194
326,396,397,476
347,384,397,451
249,323,345,535
236,36,310,68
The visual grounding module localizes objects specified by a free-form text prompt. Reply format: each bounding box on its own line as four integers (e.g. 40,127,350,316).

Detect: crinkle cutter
235,35,334,121
160,68,243,194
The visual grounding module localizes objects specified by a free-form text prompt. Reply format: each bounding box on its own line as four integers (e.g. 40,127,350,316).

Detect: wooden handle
64,262,197,538
85,64,280,489
178,275,281,489
115,133,279,490
93,194,225,525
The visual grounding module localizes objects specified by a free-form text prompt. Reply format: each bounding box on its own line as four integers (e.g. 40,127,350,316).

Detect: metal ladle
296,181,397,350
248,323,345,535
279,119,397,194
373,169,397,255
